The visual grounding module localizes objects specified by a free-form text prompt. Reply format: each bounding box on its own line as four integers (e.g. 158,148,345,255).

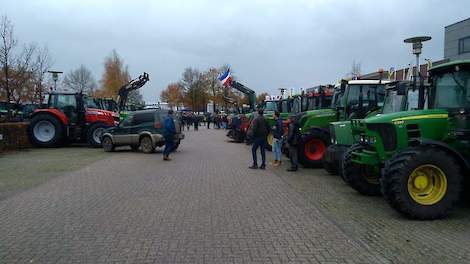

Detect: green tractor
324,80,421,176
343,60,470,219
296,80,388,167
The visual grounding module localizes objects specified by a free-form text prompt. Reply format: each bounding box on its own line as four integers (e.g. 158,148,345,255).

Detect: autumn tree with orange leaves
160,83,184,109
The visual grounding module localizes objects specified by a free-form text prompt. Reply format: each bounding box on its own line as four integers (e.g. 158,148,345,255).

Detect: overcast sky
3,0,470,102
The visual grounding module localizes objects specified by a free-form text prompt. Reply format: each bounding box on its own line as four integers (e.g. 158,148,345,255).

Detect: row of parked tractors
228,60,470,220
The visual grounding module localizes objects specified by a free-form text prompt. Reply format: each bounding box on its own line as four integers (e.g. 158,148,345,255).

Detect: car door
113,114,134,144
130,111,156,144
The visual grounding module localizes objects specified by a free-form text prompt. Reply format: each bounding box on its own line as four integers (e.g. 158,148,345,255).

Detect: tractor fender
416,139,470,172
303,126,330,138
31,109,69,125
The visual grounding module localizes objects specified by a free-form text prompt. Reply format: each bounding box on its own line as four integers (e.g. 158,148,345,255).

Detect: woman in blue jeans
271,111,283,166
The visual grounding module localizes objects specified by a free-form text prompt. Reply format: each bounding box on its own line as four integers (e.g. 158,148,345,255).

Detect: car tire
140,136,154,154
102,136,115,152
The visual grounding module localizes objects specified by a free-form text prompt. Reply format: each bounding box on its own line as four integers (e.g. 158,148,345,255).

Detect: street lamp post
404,36,431,109
47,70,63,91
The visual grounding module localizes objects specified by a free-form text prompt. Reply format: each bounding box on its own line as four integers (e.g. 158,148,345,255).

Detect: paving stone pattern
0,127,468,263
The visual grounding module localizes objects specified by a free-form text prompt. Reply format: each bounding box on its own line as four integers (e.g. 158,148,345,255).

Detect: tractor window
382,90,405,114
85,98,100,109
53,95,77,111
281,100,289,112
301,96,309,112
264,101,278,112
406,89,420,110
331,92,344,108
322,96,332,108
433,71,470,109
291,97,301,114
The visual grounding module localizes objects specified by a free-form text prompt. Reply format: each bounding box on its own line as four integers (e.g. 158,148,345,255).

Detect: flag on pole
218,68,232,87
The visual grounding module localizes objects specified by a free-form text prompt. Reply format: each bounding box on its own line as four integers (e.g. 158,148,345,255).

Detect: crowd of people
248,109,300,172
180,112,230,131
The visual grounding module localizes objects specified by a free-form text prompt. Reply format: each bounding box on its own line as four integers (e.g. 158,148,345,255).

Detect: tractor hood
362,109,448,124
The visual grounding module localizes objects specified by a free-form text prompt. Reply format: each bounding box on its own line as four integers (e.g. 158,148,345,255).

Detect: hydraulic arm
117,72,150,111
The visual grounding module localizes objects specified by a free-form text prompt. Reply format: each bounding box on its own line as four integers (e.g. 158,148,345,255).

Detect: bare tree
63,65,97,94
32,45,52,103
10,43,37,103
0,15,17,101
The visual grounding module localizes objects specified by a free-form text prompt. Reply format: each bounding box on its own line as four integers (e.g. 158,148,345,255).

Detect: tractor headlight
360,134,366,142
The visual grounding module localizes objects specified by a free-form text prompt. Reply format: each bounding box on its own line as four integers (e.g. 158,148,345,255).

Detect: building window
459,36,470,54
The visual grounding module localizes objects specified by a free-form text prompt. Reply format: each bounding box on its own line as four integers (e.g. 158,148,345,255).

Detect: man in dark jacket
286,115,300,171
163,110,177,161
249,109,270,170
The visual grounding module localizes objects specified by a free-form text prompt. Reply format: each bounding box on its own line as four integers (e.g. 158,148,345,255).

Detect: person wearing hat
163,110,177,161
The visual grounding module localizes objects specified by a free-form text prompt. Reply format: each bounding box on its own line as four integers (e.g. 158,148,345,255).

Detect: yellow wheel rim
407,164,447,205
267,133,274,147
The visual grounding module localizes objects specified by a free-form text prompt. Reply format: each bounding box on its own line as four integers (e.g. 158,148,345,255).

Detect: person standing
286,115,300,171
207,114,211,129
163,110,177,161
194,115,199,131
249,109,270,170
270,111,283,166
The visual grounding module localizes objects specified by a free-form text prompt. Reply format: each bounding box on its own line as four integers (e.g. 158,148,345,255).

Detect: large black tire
102,136,115,152
87,123,110,147
342,143,381,196
28,114,64,147
140,136,154,154
381,147,463,220
298,129,330,168
322,144,338,175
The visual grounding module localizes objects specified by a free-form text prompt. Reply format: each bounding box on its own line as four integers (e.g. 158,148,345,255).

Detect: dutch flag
218,68,232,87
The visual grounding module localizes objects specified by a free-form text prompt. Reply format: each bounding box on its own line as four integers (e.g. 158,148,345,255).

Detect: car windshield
433,70,470,109
264,101,278,111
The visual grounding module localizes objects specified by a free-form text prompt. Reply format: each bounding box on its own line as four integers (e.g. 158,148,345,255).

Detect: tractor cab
342,80,388,120
305,85,335,111
46,93,85,125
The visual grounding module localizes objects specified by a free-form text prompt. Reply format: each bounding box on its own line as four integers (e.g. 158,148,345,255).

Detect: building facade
444,17,470,61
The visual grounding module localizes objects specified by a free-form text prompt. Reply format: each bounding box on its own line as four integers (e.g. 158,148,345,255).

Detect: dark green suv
101,109,184,153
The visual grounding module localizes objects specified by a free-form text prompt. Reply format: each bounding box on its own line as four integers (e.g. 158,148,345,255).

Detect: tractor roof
429,59,470,72
348,80,392,85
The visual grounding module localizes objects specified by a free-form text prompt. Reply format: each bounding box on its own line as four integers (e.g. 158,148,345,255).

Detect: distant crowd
180,112,229,131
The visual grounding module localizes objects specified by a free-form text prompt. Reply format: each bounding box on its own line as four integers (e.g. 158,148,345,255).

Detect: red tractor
28,92,120,147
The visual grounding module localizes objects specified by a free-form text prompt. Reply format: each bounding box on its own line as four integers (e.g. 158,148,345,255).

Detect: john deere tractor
324,80,420,176
343,60,470,220
295,80,387,167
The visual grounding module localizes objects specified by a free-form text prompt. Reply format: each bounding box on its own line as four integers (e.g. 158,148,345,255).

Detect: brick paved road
0,127,469,263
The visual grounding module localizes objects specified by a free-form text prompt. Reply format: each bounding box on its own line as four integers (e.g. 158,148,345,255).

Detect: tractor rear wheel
140,136,154,154
87,123,110,147
298,130,330,168
342,144,381,196
381,147,463,220
29,114,64,147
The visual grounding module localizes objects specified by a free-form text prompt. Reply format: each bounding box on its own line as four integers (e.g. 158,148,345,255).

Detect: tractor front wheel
381,147,463,220
298,130,330,168
28,114,64,147
87,123,110,147
342,144,381,196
